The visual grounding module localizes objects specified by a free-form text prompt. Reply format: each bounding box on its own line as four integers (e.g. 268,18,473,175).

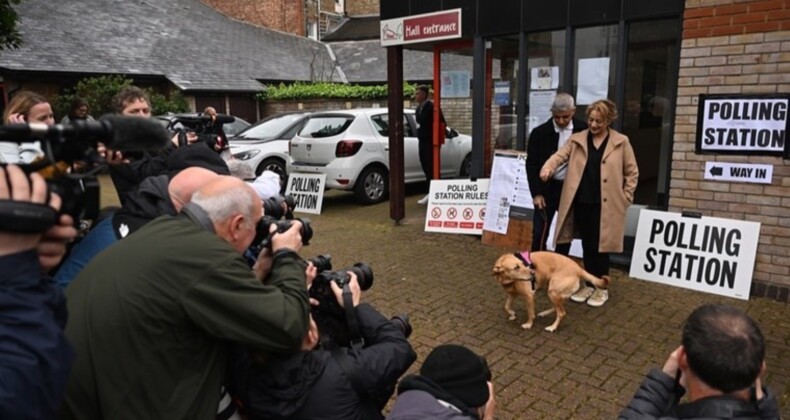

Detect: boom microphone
0,115,171,151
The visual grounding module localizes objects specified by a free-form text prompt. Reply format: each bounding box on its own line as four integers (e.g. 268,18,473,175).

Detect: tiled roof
0,0,344,92
321,15,380,42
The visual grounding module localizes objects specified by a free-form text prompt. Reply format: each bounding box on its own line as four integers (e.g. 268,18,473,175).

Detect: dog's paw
507,310,516,321
520,322,533,330
544,325,557,333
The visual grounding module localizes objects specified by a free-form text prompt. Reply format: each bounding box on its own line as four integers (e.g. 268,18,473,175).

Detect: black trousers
573,202,610,284
531,179,570,255
418,142,433,183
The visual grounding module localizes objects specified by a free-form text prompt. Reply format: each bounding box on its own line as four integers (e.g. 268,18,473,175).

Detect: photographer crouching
0,165,77,420
232,260,417,420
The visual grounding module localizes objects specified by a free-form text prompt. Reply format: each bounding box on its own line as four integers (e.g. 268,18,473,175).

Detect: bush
53,75,189,120
257,82,419,101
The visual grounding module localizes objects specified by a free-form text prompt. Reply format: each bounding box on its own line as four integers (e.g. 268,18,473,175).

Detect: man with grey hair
62,176,310,420
525,93,587,253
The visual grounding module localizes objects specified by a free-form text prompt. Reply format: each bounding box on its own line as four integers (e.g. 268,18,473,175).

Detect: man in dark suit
414,85,442,204
525,93,587,253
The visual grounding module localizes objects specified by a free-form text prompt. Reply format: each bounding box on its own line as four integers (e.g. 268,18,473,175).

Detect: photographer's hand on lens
329,272,361,308
270,220,303,253
7,113,26,124
305,261,317,290
0,165,63,258
253,246,273,282
97,142,128,165
37,213,77,271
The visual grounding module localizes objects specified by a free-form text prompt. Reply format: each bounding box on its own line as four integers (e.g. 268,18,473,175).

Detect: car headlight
233,150,261,160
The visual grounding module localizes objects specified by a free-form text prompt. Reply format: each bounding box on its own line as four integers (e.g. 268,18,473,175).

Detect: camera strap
327,344,382,419
180,202,215,234
342,284,364,350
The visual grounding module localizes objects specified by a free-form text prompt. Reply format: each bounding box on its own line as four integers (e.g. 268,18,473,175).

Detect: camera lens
348,262,373,291
309,254,332,272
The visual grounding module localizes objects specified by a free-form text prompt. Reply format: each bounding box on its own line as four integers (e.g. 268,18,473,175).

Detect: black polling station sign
695,94,790,158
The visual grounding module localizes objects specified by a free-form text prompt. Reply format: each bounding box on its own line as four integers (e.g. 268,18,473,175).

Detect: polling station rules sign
629,210,760,300
696,94,789,157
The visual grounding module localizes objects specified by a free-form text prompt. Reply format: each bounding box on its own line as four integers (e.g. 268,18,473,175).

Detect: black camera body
168,114,232,151
248,215,313,261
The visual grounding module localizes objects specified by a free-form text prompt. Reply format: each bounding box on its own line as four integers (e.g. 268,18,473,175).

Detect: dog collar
514,250,534,268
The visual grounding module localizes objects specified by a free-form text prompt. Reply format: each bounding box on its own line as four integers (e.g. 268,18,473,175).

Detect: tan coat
541,128,639,253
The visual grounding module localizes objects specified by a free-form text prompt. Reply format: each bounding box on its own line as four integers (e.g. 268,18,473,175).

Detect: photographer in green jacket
61,175,310,420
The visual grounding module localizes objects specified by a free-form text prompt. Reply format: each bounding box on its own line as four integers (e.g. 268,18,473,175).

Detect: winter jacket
235,303,416,420
61,212,310,420
619,369,780,420
388,376,481,420
0,250,74,420
541,128,639,253
525,117,587,198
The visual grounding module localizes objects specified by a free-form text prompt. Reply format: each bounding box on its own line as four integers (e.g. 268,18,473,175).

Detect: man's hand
662,345,686,390
0,166,64,259
304,261,317,290
170,132,198,147
7,113,26,124
480,381,496,420
37,214,77,272
533,195,546,210
97,142,129,165
252,247,273,282
270,220,303,253
329,272,361,308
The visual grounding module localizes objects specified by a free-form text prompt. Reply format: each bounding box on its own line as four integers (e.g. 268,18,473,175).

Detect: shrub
257,82,419,101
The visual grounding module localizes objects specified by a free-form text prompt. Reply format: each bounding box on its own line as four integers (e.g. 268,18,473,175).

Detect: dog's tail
581,270,609,289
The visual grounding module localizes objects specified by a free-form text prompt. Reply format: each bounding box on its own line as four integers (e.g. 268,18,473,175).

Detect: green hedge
257,82,419,101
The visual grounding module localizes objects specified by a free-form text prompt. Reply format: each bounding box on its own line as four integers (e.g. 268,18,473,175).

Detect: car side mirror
446,127,458,138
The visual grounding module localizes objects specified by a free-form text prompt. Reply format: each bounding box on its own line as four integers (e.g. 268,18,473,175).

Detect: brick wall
200,0,305,36
346,0,380,16
676,0,790,298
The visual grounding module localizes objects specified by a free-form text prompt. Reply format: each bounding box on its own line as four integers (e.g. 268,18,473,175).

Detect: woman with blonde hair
1,90,53,163
540,99,639,307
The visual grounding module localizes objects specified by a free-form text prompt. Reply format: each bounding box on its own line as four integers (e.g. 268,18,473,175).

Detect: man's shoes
417,195,429,205
586,288,609,307
570,286,594,303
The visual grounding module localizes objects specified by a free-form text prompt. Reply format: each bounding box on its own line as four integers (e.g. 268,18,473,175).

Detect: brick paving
304,189,790,419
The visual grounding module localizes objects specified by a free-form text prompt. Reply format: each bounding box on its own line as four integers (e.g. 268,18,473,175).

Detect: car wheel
460,154,472,177
354,165,388,205
256,158,286,178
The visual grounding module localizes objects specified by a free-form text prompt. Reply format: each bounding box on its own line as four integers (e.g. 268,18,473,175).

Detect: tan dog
491,251,610,332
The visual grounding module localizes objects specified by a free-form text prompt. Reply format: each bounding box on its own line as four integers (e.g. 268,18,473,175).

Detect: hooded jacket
234,304,416,420
388,375,481,420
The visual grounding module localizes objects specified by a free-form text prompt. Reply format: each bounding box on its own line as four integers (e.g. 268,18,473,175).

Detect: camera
310,262,374,313
263,194,296,220
248,215,313,260
168,114,233,151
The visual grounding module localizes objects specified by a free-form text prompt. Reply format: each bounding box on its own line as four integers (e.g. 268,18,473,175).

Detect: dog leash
512,251,537,291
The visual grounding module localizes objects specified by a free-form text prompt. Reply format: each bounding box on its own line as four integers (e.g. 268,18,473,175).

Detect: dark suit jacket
525,117,587,197
415,100,434,148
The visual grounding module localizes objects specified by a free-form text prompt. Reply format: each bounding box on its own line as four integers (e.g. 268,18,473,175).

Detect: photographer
0,165,77,420
61,176,311,420
233,271,417,420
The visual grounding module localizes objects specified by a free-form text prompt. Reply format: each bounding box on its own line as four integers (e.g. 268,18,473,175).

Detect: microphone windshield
96,115,171,151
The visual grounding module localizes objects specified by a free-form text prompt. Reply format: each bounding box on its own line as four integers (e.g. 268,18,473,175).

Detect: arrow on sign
709,166,723,176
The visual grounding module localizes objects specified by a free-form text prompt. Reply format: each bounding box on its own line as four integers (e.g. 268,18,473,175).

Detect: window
526,30,566,136
572,25,619,120
299,116,353,138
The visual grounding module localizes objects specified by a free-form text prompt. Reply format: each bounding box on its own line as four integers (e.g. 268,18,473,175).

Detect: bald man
53,167,221,289
62,176,310,420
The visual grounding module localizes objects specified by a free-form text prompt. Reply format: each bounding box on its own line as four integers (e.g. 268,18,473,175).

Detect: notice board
481,151,533,250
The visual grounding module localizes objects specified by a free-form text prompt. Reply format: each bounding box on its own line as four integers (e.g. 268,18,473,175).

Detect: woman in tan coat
540,99,638,307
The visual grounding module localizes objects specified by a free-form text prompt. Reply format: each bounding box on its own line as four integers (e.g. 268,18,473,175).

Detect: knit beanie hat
420,344,491,409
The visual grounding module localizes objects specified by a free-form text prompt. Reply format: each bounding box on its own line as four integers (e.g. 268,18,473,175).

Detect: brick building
380,0,790,301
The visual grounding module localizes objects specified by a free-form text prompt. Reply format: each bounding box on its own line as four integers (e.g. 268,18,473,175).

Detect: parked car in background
154,112,251,137
229,111,311,179
288,108,472,204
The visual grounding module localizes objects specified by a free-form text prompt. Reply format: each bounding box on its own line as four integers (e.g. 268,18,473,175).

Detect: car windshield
234,114,305,140
299,116,354,138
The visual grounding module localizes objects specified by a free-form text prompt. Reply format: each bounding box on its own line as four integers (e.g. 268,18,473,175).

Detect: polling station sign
629,210,760,300
285,173,326,215
424,179,489,235
695,94,789,157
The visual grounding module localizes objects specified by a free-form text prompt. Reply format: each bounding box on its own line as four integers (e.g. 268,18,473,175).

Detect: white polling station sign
285,173,326,215
629,209,761,300
424,179,489,235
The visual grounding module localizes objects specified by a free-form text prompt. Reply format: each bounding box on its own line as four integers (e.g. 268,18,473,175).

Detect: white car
288,108,472,204
229,112,311,179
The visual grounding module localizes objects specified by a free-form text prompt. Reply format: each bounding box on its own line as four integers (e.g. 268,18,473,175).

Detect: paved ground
100,179,789,419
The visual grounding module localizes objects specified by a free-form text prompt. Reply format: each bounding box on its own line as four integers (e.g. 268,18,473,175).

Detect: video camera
0,116,171,233
307,254,412,347
166,113,233,150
